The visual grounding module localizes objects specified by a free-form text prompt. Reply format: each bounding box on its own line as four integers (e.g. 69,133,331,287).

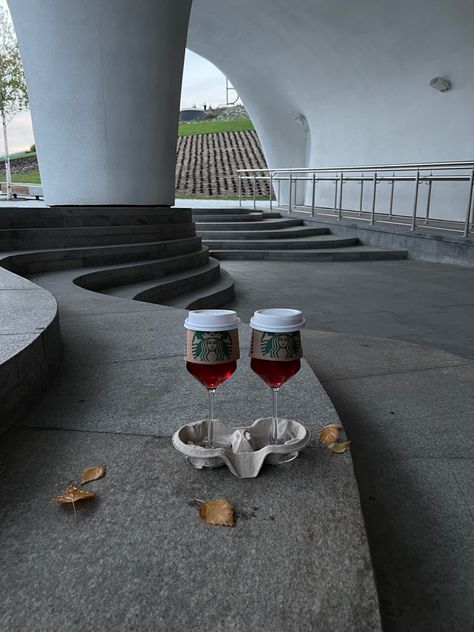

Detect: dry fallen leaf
319,424,343,447
328,440,351,454
54,483,95,504
81,465,106,485
198,498,235,527
319,424,351,454
53,483,95,521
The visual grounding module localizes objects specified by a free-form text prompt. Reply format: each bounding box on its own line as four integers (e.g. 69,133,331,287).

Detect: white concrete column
7,0,192,206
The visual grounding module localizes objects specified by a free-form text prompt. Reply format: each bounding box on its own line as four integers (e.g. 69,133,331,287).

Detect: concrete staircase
0,207,234,309
193,207,408,261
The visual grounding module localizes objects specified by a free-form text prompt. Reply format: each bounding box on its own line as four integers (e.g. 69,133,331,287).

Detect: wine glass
250,308,305,444
185,309,240,447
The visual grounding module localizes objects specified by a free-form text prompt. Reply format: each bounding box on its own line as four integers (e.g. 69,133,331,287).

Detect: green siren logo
192,330,233,362
260,331,301,360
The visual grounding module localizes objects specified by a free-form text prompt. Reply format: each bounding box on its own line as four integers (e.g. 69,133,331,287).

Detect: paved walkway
222,258,474,632
0,266,380,632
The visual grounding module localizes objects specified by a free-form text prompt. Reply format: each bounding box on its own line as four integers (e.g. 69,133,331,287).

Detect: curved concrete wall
8,0,192,206
187,0,474,218
0,264,61,433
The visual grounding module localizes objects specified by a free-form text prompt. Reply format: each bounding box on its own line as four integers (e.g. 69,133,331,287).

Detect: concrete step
205,236,359,250
74,248,210,292
0,223,196,250
198,226,330,240
194,213,265,222
103,258,222,304
211,246,408,261
5,237,203,275
191,208,251,216
196,218,303,232
163,268,234,310
0,206,192,228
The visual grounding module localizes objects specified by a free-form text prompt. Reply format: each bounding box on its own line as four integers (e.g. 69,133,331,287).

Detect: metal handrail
236,161,474,237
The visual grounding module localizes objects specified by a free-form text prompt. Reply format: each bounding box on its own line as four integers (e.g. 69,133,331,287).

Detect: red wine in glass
186,360,237,389
250,358,300,388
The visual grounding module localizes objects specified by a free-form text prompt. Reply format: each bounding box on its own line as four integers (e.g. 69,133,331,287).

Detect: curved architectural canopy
7,0,474,212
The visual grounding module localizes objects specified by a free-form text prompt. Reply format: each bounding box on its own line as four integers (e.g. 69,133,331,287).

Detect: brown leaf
53,483,94,504
81,465,106,485
319,424,343,447
198,498,235,527
327,440,351,454
319,424,350,454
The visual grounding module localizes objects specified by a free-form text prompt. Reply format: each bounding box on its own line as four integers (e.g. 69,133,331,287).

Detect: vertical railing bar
288,172,293,214
464,166,474,238
269,172,273,212
370,172,377,225
238,173,242,207
410,170,420,231
277,177,281,209
424,173,432,224
311,173,316,217
359,174,364,216
333,177,338,211
253,173,257,210
338,171,344,220
389,173,395,220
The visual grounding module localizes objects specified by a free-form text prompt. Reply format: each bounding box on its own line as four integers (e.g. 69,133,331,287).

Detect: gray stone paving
0,265,380,631
222,259,474,359
222,260,474,632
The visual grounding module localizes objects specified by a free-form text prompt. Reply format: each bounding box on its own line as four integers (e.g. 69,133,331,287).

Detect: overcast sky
2,49,231,154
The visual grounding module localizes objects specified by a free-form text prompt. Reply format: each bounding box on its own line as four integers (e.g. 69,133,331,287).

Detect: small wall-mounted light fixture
429,77,452,92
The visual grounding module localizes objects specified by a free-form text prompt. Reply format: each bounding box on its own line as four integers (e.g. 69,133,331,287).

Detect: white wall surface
8,0,192,206
187,0,474,219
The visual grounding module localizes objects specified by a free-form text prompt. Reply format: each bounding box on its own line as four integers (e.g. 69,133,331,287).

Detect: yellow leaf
319,424,343,447
81,465,106,485
198,498,235,527
328,440,351,454
53,483,94,504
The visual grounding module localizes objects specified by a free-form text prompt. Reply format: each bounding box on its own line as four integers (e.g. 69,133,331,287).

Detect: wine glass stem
208,388,216,447
271,387,279,443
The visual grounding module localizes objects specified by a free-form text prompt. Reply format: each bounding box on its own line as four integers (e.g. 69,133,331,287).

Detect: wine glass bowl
249,309,305,445
184,309,240,449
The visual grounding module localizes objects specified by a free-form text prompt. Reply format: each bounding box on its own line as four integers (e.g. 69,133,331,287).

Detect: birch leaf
198,498,235,527
53,483,94,504
81,465,106,485
328,440,351,454
318,424,343,447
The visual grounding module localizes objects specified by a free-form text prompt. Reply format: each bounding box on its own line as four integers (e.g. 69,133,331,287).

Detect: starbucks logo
192,331,232,362
260,331,301,360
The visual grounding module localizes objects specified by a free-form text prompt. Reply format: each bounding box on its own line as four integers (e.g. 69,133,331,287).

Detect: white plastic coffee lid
250,308,305,332
184,309,240,332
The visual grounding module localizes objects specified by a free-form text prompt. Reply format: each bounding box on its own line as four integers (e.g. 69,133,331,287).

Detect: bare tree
0,3,28,199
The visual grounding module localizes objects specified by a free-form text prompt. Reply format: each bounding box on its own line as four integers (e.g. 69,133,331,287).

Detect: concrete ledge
0,265,61,433
296,213,474,267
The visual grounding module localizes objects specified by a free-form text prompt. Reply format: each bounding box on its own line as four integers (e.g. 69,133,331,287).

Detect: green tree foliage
0,3,28,197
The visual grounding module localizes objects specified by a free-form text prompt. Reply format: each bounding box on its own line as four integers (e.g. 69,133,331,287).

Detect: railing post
370,172,377,225
288,172,293,214
333,178,338,211
464,166,474,238
424,174,432,224
269,172,273,211
277,177,281,208
359,175,364,216
338,172,344,220
238,173,242,207
411,170,420,231
311,173,316,217
253,173,257,210
389,173,395,220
